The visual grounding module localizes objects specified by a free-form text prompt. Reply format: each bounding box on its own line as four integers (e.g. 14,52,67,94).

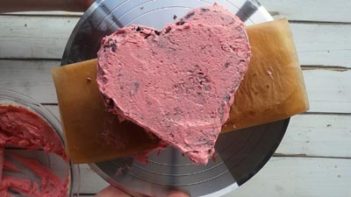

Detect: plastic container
0,89,80,197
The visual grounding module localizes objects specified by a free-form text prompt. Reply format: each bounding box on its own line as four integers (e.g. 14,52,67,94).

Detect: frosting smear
0,105,69,197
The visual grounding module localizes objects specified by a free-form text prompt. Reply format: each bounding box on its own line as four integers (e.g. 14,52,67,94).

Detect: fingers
95,185,131,197
167,191,190,197
96,185,191,197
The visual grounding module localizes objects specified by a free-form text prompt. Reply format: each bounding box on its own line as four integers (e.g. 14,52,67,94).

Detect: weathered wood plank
291,23,351,68
1,16,351,69
2,60,348,112
303,69,351,113
260,0,351,23
225,157,351,197
0,60,60,103
74,157,351,196
0,15,78,59
276,114,351,158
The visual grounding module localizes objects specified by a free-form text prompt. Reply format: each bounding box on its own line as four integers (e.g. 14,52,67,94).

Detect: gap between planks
304,111,351,116
3,12,351,24
1,57,349,71
273,153,351,160
289,20,351,25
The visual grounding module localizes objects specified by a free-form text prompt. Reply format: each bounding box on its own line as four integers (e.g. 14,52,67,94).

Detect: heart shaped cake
97,5,251,164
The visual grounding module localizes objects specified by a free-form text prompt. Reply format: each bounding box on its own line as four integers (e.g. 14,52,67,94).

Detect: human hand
96,185,190,197
95,186,130,197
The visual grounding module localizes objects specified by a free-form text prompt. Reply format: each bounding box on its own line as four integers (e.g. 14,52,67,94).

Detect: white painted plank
291,23,351,68
260,0,351,23
276,114,351,157
225,157,351,197
72,157,351,196
0,15,78,59
1,60,350,112
1,16,351,69
303,69,351,113
0,60,60,103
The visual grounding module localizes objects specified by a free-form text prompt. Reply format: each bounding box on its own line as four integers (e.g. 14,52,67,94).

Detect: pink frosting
0,105,66,159
0,105,69,196
0,149,3,182
97,5,251,164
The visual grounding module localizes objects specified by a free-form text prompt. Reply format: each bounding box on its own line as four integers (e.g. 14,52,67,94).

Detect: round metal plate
61,0,289,196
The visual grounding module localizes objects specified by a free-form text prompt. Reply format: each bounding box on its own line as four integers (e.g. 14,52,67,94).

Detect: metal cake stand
61,0,289,196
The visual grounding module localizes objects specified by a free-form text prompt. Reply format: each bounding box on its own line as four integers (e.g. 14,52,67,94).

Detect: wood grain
0,15,78,59
260,0,351,23
291,23,351,68
0,60,59,103
303,69,351,113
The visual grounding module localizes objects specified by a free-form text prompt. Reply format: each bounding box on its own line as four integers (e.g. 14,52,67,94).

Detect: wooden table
1,0,350,196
